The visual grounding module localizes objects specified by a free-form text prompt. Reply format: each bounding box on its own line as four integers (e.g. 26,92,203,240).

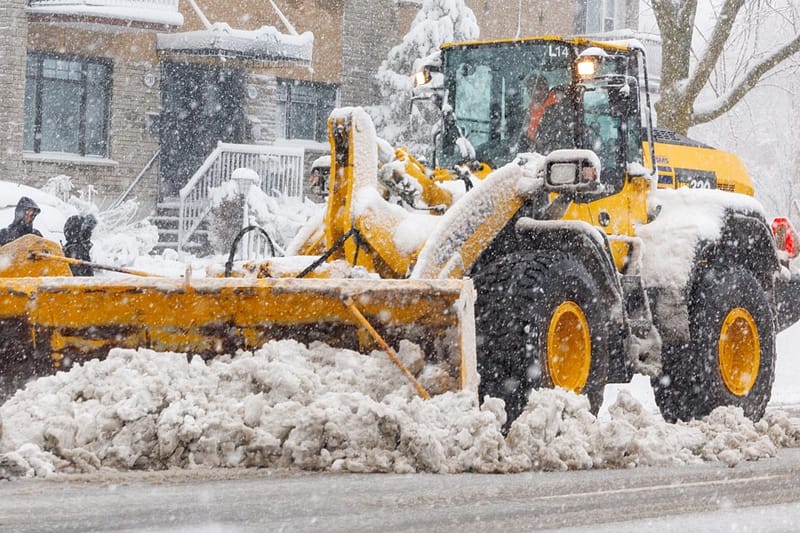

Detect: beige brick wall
0,0,27,184
107,61,162,209
244,73,278,146
19,57,161,214
467,0,574,39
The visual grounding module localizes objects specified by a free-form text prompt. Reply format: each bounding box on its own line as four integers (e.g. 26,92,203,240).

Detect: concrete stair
149,201,211,255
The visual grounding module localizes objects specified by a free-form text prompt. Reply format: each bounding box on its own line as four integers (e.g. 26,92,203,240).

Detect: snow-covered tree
371,0,479,157
651,0,800,135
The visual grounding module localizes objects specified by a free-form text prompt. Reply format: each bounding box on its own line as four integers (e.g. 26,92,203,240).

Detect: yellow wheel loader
2,36,799,429
290,35,800,426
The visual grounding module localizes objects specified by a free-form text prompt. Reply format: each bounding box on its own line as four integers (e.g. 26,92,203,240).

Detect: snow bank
1,342,797,480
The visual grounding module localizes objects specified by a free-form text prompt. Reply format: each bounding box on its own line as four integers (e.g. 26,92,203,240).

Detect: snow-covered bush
371,0,478,159
207,179,322,257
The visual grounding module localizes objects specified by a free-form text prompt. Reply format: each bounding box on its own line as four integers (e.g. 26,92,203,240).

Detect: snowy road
1,448,800,532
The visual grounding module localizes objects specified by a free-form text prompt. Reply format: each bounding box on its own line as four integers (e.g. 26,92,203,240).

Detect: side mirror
544,149,603,195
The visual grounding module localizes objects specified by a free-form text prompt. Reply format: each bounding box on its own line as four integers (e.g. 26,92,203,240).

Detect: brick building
0,0,638,219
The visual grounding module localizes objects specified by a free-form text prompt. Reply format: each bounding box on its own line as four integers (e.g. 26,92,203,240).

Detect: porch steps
149,202,210,255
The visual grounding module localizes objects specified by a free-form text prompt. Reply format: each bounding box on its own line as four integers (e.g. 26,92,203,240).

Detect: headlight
414,69,431,87
576,58,597,79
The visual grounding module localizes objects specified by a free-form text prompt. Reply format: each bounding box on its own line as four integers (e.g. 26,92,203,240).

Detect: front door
159,62,245,200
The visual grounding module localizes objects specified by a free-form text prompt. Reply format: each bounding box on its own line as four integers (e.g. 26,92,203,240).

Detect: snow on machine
2,36,799,428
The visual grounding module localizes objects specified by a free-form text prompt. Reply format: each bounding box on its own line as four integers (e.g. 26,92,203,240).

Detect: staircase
151,142,305,255
151,201,211,254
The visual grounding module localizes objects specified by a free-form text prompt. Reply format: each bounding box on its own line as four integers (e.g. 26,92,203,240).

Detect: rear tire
474,251,609,429
652,266,775,422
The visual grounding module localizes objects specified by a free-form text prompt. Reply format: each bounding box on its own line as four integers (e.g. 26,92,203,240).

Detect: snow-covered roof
26,0,183,28
157,22,313,65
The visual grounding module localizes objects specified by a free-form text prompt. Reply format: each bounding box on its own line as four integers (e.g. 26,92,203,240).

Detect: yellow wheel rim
546,301,591,392
718,307,760,396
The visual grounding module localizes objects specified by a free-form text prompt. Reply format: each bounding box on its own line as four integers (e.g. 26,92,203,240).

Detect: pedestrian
62,214,97,276
0,196,43,247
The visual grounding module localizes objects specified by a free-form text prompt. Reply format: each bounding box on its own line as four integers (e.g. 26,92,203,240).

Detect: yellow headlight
576,58,597,79
415,70,431,87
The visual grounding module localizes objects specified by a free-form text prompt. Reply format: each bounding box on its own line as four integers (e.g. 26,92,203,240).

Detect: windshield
579,54,644,190
439,41,574,169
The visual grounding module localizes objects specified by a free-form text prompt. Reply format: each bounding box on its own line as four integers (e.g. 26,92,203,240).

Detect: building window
582,0,626,34
275,79,337,143
23,52,112,157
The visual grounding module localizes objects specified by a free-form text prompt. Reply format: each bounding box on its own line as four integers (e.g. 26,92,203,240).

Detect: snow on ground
0,334,798,479
1,181,799,479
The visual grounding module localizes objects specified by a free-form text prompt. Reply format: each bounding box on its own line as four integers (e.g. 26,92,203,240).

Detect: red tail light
771,217,799,259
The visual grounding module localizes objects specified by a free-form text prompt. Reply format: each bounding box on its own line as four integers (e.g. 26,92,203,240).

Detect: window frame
24,51,113,157
584,0,626,33
275,78,338,143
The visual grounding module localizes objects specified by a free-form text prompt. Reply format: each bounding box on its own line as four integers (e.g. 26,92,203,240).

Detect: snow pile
92,213,160,267
1,342,797,480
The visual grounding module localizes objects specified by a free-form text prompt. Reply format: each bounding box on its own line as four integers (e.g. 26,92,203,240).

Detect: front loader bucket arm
324,108,423,278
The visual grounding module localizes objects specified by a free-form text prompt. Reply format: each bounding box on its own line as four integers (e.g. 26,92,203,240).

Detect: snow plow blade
0,276,477,397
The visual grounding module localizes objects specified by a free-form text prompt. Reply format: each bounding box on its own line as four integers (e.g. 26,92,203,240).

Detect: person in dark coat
0,196,43,247
62,214,97,276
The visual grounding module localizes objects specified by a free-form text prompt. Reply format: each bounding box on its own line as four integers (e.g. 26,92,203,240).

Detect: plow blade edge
0,277,477,397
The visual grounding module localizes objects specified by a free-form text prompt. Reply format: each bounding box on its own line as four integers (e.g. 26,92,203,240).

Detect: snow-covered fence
178,142,304,252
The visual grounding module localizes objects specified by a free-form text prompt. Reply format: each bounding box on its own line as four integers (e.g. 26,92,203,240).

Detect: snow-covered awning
157,23,313,66
26,0,183,29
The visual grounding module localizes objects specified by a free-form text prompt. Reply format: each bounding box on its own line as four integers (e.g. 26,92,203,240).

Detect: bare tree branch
692,32,800,125
680,0,745,106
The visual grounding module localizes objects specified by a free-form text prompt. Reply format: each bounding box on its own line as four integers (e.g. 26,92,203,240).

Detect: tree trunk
652,0,697,136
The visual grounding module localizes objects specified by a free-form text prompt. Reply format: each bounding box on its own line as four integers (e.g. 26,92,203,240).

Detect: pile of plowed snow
1,341,799,479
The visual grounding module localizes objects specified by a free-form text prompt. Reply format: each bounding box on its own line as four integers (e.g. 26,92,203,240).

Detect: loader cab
438,40,575,170
436,38,650,199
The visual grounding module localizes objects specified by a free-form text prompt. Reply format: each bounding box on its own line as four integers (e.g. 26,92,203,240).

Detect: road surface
1,448,799,532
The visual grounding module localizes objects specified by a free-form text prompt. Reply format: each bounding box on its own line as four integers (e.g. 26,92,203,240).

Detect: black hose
296,228,366,279
224,225,277,278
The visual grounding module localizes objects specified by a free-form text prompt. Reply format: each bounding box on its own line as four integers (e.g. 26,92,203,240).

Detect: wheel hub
718,307,760,396
546,301,591,393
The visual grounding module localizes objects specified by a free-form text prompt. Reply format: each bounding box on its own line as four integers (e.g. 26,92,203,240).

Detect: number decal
675,168,717,190
689,178,712,189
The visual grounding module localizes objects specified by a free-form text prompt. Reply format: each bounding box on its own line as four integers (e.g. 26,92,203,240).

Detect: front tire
653,266,775,422
474,251,610,428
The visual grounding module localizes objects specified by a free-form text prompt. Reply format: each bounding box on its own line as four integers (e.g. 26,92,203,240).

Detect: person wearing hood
62,214,97,276
0,196,43,247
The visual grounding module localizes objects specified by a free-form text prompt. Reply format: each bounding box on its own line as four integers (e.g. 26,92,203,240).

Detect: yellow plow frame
0,272,477,397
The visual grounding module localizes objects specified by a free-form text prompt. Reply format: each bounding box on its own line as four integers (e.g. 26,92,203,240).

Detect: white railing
178,142,305,252
28,0,178,9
